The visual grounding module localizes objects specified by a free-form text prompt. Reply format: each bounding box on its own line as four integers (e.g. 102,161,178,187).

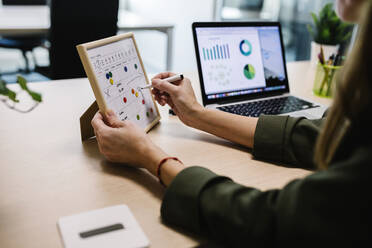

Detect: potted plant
307,3,353,66
0,76,42,113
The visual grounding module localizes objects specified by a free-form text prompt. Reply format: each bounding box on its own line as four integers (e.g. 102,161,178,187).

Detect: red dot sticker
142,100,145,104
123,97,127,103
131,89,135,94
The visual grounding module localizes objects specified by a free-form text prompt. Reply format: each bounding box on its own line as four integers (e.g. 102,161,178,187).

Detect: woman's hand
91,110,167,174
91,110,186,186
151,72,204,127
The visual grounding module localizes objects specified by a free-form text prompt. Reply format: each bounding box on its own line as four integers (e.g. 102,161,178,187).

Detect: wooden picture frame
76,33,161,141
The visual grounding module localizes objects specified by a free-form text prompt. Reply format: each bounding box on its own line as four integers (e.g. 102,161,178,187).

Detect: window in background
220,0,351,61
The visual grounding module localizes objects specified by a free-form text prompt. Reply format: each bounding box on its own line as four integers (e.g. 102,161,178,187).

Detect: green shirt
160,115,372,246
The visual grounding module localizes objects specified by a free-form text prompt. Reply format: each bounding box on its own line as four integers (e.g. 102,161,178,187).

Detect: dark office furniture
47,0,119,79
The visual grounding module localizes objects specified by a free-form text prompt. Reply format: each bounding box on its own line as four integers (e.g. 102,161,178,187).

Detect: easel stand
80,101,99,141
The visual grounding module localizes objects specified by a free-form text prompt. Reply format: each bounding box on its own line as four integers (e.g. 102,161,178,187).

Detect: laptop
192,22,327,119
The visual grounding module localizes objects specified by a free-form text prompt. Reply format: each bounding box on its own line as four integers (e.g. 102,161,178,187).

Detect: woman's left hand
91,110,168,173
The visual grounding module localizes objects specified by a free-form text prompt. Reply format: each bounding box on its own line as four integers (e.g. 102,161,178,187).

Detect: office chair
47,0,119,79
0,0,47,73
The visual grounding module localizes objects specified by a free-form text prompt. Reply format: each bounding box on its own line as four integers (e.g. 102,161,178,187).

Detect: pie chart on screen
244,64,255,80
239,39,252,56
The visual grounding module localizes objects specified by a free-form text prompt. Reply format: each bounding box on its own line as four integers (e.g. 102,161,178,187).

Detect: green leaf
17,75,28,90
311,12,319,27
0,80,19,102
7,90,18,102
0,80,7,94
15,75,43,102
27,90,42,102
308,2,352,45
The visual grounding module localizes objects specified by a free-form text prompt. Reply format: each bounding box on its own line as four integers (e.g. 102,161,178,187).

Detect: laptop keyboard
217,96,319,117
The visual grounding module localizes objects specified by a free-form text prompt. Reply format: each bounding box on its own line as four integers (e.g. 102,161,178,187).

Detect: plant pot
310,41,339,67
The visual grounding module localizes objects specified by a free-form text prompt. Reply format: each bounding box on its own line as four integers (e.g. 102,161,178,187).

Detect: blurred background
0,0,353,83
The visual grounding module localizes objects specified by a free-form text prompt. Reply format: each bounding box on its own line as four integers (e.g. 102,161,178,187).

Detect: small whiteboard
77,33,160,132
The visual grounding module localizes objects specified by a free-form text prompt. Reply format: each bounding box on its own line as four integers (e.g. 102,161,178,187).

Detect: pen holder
313,62,342,98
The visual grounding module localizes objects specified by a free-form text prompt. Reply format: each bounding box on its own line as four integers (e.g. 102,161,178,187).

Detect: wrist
159,159,185,186
139,145,185,186
187,104,206,128
140,142,168,175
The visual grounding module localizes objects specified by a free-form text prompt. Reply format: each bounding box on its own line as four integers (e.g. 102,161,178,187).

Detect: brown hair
314,0,372,169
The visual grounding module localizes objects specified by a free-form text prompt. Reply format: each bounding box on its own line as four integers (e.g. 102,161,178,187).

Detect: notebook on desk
192,22,327,119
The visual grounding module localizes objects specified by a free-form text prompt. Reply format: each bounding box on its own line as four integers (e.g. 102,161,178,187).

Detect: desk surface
0,6,174,36
0,61,331,248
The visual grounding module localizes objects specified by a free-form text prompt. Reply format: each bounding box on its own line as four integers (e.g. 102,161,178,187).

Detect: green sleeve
161,161,370,246
253,115,325,169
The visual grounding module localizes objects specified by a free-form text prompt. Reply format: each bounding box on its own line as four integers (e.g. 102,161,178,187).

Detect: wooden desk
0,61,331,248
0,6,175,70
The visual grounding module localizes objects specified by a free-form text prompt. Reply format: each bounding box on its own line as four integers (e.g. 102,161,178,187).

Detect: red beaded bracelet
156,157,183,186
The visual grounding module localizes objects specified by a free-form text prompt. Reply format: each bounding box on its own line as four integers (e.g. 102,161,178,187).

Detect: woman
91,0,372,245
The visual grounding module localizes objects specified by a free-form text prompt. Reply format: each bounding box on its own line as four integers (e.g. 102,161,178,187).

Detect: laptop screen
193,22,289,105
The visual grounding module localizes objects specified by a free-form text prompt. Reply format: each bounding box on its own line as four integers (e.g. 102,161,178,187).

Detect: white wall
127,0,215,72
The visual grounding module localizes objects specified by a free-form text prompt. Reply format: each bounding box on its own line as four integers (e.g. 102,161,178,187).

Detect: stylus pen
140,74,184,89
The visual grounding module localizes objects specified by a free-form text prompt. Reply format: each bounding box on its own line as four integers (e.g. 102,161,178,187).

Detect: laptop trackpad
283,107,326,119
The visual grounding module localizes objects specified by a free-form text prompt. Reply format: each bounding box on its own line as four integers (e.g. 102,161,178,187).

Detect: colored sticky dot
123,97,127,103
134,64,138,70
146,112,149,117
124,66,128,72
105,73,110,79
150,108,153,113
131,89,135,94
109,78,114,85
136,114,140,120
142,99,145,104
135,92,139,97
109,72,113,77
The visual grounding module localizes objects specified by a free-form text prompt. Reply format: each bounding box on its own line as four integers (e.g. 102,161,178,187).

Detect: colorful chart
244,64,256,79
239,40,252,56
202,44,230,61
87,37,159,129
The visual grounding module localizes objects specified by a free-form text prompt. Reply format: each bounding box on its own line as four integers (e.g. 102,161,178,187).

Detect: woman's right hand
151,72,204,127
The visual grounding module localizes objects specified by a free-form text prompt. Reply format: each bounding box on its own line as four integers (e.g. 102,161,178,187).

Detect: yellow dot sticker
135,92,139,97
109,78,114,85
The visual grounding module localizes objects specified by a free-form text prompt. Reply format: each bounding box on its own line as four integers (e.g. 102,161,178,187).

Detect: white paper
58,204,149,248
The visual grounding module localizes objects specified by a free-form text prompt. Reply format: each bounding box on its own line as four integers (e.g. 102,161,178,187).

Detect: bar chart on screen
202,44,231,61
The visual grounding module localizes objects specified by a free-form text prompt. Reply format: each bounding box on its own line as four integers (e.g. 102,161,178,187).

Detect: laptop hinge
216,92,289,105
215,92,290,106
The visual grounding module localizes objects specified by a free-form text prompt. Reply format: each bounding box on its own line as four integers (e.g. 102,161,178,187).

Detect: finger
104,109,125,128
151,72,176,80
91,111,110,132
166,98,175,109
151,78,178,94
154,94,162,104
151,88,159,95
